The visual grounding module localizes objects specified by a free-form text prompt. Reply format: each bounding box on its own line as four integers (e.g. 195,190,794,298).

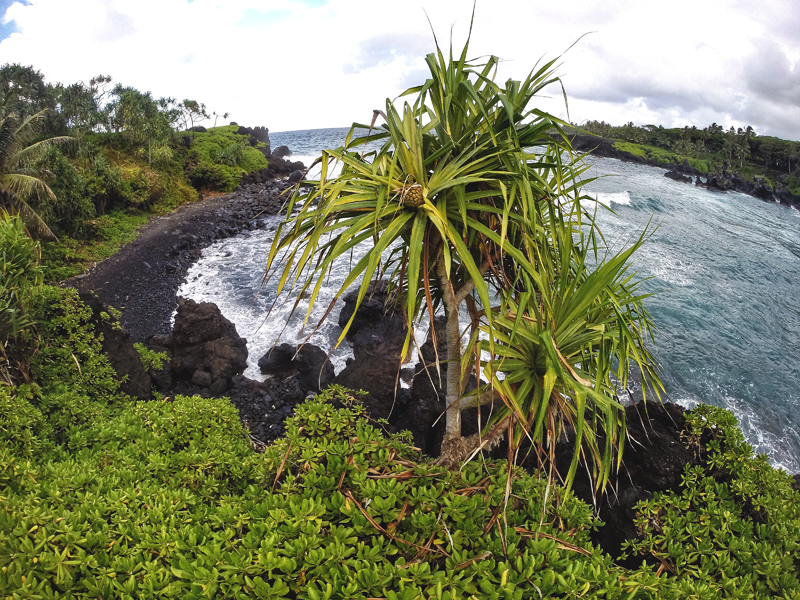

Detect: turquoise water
184,127,800,473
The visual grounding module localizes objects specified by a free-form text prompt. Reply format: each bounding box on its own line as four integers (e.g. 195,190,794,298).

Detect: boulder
78,292,151,400
288,169,304,184
258,342,334,394
170,298,248,395
272,145,292,159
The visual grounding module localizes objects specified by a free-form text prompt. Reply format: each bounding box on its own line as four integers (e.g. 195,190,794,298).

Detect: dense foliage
1,286,798,598
0,63,269,279
185,125,269,192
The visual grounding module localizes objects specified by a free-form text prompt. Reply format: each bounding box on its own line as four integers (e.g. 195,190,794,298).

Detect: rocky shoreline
569,133,800,209
67,154,304,343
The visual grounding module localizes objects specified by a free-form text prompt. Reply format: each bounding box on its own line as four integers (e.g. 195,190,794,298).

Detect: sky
1,0,799,139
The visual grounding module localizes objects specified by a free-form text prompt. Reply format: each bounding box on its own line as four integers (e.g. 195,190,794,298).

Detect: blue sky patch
0,0,27,43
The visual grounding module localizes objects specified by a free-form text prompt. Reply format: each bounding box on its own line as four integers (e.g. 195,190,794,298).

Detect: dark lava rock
170,298,248,395
78,291,151,400
545,401,700,561
190,125,207,133
334,281,410,420
258,342,334,394
272,145,292,159
288,169,304,184
258,342,298,377
664,170,693,183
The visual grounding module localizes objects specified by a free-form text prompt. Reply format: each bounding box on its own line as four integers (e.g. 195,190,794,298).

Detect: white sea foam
593,191,632,206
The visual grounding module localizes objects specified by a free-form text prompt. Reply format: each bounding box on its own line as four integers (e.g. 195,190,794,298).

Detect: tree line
581,119,800,175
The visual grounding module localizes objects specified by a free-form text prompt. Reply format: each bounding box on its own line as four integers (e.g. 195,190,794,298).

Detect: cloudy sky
1,0,799,139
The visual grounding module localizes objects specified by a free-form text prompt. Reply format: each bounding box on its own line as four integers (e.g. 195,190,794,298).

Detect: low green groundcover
1,287,799,598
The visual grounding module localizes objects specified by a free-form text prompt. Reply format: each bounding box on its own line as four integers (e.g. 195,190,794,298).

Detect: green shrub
3,359,799,598
0,384,52,459
38,146,97,237
623,405,800,598
133,342,168,371
29,286,123,403
614,141,648,158
185,125,268,191
186,160,240,191
2,386,669,599
0,212,44,343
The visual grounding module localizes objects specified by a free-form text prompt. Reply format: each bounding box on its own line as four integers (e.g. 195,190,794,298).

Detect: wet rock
258,343,297,377
258,342,335,394
664,170,693,183
272,145,292,159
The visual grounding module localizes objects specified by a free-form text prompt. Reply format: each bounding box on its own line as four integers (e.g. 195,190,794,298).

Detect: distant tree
177,99,209,132
0,64,56,121
106,86,176,165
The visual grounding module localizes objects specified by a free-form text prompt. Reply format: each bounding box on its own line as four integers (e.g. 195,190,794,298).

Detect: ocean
178,126,800,473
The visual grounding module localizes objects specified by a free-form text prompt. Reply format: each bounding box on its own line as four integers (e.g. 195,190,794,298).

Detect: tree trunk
435,251,464,444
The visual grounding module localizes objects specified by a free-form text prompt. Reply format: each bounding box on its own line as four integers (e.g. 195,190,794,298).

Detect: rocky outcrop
664,170,693,184
241,155,306,184
78,291,151,400
258,342,335,394
168,298,248,396
236,125,271,157
333,281,411,420
547,401,699,561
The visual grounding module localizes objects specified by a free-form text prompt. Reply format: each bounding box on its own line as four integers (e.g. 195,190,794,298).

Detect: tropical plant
264,27,661,482
0,106,74,240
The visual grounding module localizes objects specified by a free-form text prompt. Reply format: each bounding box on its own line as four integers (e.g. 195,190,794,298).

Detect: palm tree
264,29,661,484
0,105,74,240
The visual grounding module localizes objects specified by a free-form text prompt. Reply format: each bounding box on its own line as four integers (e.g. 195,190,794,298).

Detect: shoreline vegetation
2,58,800,597
567,121,800,209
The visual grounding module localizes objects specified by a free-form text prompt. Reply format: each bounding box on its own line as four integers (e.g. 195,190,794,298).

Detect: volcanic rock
170,298,248,395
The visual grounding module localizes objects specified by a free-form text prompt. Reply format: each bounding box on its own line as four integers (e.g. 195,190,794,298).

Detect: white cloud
1,0,800,139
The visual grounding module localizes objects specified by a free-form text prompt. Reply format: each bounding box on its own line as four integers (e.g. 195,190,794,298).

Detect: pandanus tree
265,32,662,486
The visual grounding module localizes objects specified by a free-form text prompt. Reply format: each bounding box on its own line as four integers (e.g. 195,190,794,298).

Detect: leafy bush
0,387,657,599
623,405,800,598
37,146,97,237
186,160,240,191
29,286,124,403
133,342,168,371
185,125,268,191
0,212,43,343
2,372,800,597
